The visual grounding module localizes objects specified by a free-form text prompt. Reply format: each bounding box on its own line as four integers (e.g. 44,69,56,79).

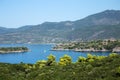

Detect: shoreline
52,40,120,53
52,48,120,52
0,50,29,54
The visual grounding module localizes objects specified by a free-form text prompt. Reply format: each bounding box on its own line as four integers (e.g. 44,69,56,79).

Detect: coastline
52,40,120,53
52,48,120,52
0,50,29,54
51,48,73,51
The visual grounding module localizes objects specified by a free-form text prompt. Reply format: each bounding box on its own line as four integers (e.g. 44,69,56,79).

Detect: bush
59,54,72,66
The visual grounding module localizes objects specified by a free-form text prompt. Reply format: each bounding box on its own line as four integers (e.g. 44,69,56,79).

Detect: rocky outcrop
112,47,120,52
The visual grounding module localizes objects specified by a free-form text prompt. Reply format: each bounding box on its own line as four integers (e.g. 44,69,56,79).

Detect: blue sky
0,0,120,28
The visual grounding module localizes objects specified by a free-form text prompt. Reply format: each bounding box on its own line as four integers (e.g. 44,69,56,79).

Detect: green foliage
78,54,106,63
104,40,120,50
59,54,72,66
109,53,118,57
115,66,120,77
54,40,120,52
1,10,120,44
0,53,120,80
87,53,94,59
0,47,29,53
88,58,94,62
96,56,106,60
35,60,47,68
46,54,56,66
85,64,93,71
77,56,86,62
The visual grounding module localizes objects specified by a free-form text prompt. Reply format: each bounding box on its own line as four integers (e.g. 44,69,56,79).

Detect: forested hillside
0,53,120,80
0,10,120,43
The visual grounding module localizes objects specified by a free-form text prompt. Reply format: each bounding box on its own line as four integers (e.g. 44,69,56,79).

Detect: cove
0,44,111,64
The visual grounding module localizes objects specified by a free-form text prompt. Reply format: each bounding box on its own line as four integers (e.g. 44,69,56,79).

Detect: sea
0,44,111,64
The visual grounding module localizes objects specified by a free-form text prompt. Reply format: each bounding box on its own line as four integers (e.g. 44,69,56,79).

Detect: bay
0,44,111,64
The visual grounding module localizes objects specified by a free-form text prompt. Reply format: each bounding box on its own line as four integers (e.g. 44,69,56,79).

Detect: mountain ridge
0,10,120,43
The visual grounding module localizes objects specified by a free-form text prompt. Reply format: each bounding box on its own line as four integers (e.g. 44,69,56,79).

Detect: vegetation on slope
53,39,120,52
0,47,29,53
66,24,120,40
0,53,120,80
0,10,120,43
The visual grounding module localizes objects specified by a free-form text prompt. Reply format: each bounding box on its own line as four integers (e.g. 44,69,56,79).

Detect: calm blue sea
0,44,111,64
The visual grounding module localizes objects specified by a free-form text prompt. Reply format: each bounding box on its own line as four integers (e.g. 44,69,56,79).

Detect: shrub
59,54,72,66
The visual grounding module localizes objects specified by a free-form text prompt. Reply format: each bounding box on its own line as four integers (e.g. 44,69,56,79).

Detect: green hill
0,10,120,43
0,53,120,80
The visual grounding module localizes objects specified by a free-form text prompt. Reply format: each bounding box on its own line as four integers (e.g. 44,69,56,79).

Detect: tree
59,54,72,66
87,54,94,59
109,53,118,57
35,60,47,68
77,56,86,63
46,54,56,66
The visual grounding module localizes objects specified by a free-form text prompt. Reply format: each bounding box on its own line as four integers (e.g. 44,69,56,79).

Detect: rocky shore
112,47,120,52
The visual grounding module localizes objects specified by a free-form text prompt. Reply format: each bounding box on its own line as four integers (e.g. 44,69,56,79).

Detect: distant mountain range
0,10,120,43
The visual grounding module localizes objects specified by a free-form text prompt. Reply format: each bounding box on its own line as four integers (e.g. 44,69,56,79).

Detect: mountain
0,10,120,43
75,10,120,26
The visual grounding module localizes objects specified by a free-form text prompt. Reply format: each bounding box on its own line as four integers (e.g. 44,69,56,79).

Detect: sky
0,0,120,28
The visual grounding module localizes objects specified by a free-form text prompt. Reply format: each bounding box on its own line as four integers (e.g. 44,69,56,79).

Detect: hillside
53,40,120,52
0,10,120,43
0,53,120,80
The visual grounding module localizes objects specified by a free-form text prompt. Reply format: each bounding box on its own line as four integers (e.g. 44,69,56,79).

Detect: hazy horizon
0,0,120,28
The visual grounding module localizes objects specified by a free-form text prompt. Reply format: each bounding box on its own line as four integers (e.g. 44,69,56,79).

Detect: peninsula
0,47,29,53
52,39,120,52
